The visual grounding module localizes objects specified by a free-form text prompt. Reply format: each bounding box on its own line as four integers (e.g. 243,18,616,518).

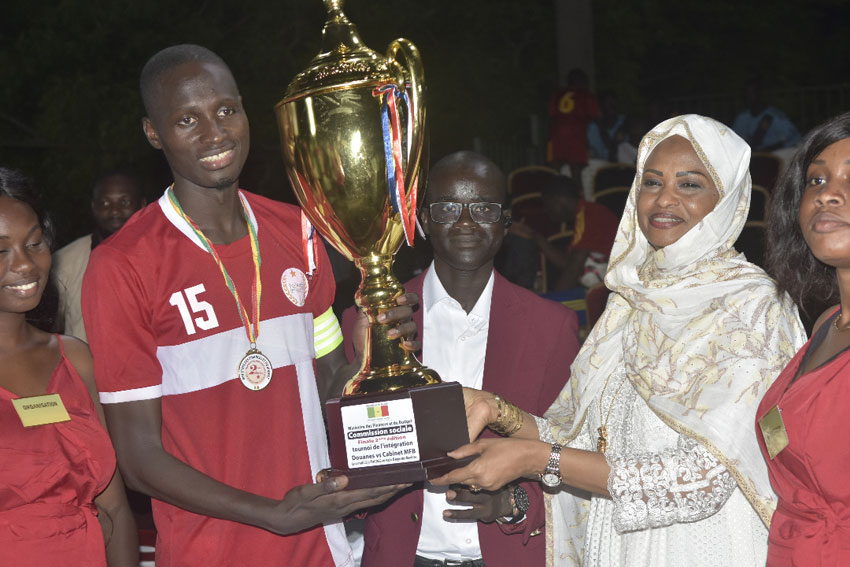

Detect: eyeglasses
428,202,503,224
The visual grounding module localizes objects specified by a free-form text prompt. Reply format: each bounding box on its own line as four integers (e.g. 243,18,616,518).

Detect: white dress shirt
415,263,494,561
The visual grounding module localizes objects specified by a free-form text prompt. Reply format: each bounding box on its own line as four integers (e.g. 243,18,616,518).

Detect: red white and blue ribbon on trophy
300,210,317,277
373,82,419,247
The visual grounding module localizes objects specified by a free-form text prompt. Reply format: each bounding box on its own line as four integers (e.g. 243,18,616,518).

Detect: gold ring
469,484,481,494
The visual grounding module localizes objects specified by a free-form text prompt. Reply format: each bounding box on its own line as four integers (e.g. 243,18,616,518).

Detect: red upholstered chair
506,166,564,238
508,165,559,198
591,163,636,195
508,192,564,240
592,185,630,219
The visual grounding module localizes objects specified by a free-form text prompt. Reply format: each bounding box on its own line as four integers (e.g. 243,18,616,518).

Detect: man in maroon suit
343,151,579,567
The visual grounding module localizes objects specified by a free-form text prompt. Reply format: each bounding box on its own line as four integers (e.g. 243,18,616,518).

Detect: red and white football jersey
83,189,350,567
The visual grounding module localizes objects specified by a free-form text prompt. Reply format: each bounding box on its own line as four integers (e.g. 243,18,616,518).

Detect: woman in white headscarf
432,115,807,566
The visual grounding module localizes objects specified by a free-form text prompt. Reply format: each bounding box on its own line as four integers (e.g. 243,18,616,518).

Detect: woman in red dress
0,168,137,566
759,111,850,565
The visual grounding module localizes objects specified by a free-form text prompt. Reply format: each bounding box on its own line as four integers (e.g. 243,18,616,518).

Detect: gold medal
239,347,273,391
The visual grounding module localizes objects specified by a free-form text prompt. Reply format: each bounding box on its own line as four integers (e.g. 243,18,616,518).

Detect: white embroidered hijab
543,115,806,566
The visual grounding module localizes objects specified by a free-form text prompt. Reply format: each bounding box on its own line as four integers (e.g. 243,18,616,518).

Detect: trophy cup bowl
275,0,471,488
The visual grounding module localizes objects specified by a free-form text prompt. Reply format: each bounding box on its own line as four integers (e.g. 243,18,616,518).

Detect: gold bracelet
506,402,524,436
491,394,508,433
490,394,523,436
490,394,509,434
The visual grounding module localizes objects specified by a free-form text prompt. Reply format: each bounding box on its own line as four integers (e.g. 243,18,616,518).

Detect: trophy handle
386,39,426,197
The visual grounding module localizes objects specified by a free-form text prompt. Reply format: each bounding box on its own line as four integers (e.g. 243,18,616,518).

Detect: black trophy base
325,381,474,489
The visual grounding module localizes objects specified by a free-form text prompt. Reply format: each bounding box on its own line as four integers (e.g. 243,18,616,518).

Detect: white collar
158,186,258,252
422,262,494,320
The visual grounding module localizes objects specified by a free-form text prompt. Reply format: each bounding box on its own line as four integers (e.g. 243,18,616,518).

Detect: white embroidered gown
542,368,769,567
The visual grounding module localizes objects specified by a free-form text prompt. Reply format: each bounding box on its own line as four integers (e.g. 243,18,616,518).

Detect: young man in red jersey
83,44,414,567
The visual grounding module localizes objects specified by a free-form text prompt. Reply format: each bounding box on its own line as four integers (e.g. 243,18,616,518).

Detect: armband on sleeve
314,307,343,358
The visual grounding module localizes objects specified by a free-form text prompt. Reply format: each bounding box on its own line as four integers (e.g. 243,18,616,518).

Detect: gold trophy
275,0,470,488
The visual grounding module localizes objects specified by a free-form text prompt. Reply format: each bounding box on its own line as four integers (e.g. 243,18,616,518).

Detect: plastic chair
591,163,636,195
750,153,783,192
735,220,767,268
507,165,559,198
592,185,630,218
749,184,771,222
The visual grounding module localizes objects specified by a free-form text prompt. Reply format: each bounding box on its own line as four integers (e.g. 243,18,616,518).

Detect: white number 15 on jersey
169,284,220,335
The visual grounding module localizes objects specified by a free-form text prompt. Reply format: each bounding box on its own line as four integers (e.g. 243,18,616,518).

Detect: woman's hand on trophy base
430,437,550,492
377,292,421,352
462,387,499,442
267,475,409,535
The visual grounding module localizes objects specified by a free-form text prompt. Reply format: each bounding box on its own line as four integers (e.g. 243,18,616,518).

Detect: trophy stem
343,253,441,396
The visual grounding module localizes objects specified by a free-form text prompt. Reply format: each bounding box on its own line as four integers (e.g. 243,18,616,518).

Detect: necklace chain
835,310,850,332
596,373,629,453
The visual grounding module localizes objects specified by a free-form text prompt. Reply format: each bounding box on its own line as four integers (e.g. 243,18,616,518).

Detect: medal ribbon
373,83,417,246
167,187,262,348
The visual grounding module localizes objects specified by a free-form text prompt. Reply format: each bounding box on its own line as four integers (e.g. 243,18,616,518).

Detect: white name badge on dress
759,404,789,459
12,393,72,427
341,398,421,469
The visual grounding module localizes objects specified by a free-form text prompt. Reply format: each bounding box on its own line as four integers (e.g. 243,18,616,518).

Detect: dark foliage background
2,0,849,246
